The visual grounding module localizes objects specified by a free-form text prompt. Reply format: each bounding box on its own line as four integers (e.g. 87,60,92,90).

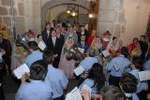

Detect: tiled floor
3,73,78,100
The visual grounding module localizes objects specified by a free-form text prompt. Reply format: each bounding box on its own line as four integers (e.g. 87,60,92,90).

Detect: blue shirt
15,80,52,100
79,78,99,99
25,50,43,67
45,65,68,98
125,93,139,100
144,59,150,70
79,56,99,71
129,69,148,93
107,55,131,77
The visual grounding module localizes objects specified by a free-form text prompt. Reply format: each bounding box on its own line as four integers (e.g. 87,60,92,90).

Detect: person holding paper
79,63,105,100
107,47,131,87
25,41,43,67
81,85,125,100
36,34,47,51
77,35,89,53
43,50,68,100
15,60,53,100
129,56,148,100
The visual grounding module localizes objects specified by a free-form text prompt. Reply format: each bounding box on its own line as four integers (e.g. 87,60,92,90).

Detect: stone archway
41,0,89,29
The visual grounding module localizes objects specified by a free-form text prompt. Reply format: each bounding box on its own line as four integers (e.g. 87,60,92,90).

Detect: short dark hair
28,41,38,50
100,85,125,100
30,60,48,80
37,34,42,39
43,50,54,64
132,56,143,71
121,47,129,58
112,36,117,41
120,72,137,93
86,47,96,57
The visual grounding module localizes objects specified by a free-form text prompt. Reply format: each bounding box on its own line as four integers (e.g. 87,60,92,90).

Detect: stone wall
0,0,25,42
98,0,125,37
98,0,150,46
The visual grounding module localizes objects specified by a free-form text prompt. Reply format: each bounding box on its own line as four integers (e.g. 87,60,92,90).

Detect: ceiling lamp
66,5,71,14
66,5,78,17
89,13,93,18
71,8,77,17
66,9,71,14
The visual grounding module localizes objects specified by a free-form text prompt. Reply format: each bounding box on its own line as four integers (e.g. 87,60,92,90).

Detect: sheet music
102,50,110,57
13,63,30,79
65,87,82,100
78,47,85,53
74,66,85,76
38,41,46,51
138,70,150,81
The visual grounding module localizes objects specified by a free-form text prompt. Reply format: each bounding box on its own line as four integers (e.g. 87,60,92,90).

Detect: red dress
87,35,95,46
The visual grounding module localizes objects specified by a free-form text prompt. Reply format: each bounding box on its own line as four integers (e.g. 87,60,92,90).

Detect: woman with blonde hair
91,36,103,56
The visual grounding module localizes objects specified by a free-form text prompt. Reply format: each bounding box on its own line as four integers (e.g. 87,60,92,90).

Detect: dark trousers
0,85,5,100
53,95,64,100
0,77,5,100
109,75,121,87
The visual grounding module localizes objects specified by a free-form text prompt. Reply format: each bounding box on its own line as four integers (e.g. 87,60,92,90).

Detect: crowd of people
0,20,150,100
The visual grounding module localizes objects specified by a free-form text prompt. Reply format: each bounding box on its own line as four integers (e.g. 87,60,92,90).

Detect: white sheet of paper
13,63,30,79
74,66,85,76
81,84,92,98
78,47,85,53
102,50,110,57
138,70,150,81
65,87,82,100
38,41,46,51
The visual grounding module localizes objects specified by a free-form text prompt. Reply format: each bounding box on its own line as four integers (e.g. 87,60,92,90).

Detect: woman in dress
91,36,103,56
130,41,142,58
106,36,120,57
58,37,76,79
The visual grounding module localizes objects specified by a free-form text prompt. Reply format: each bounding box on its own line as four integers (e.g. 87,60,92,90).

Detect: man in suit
47,28,64,67
0,33,12,75
64,25,78,44
78,35,89,53
41,23,51,44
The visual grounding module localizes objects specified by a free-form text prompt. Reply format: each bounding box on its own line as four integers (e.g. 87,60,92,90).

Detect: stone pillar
23,0,41,34
97,0,125,46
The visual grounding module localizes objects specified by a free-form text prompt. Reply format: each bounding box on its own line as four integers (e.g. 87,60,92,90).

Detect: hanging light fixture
66,4,78,17
66,5,71,14
71,8,77,17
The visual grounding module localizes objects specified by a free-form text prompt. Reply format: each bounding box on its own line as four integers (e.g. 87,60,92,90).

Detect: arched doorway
41,0,89,29
45,4,88,27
